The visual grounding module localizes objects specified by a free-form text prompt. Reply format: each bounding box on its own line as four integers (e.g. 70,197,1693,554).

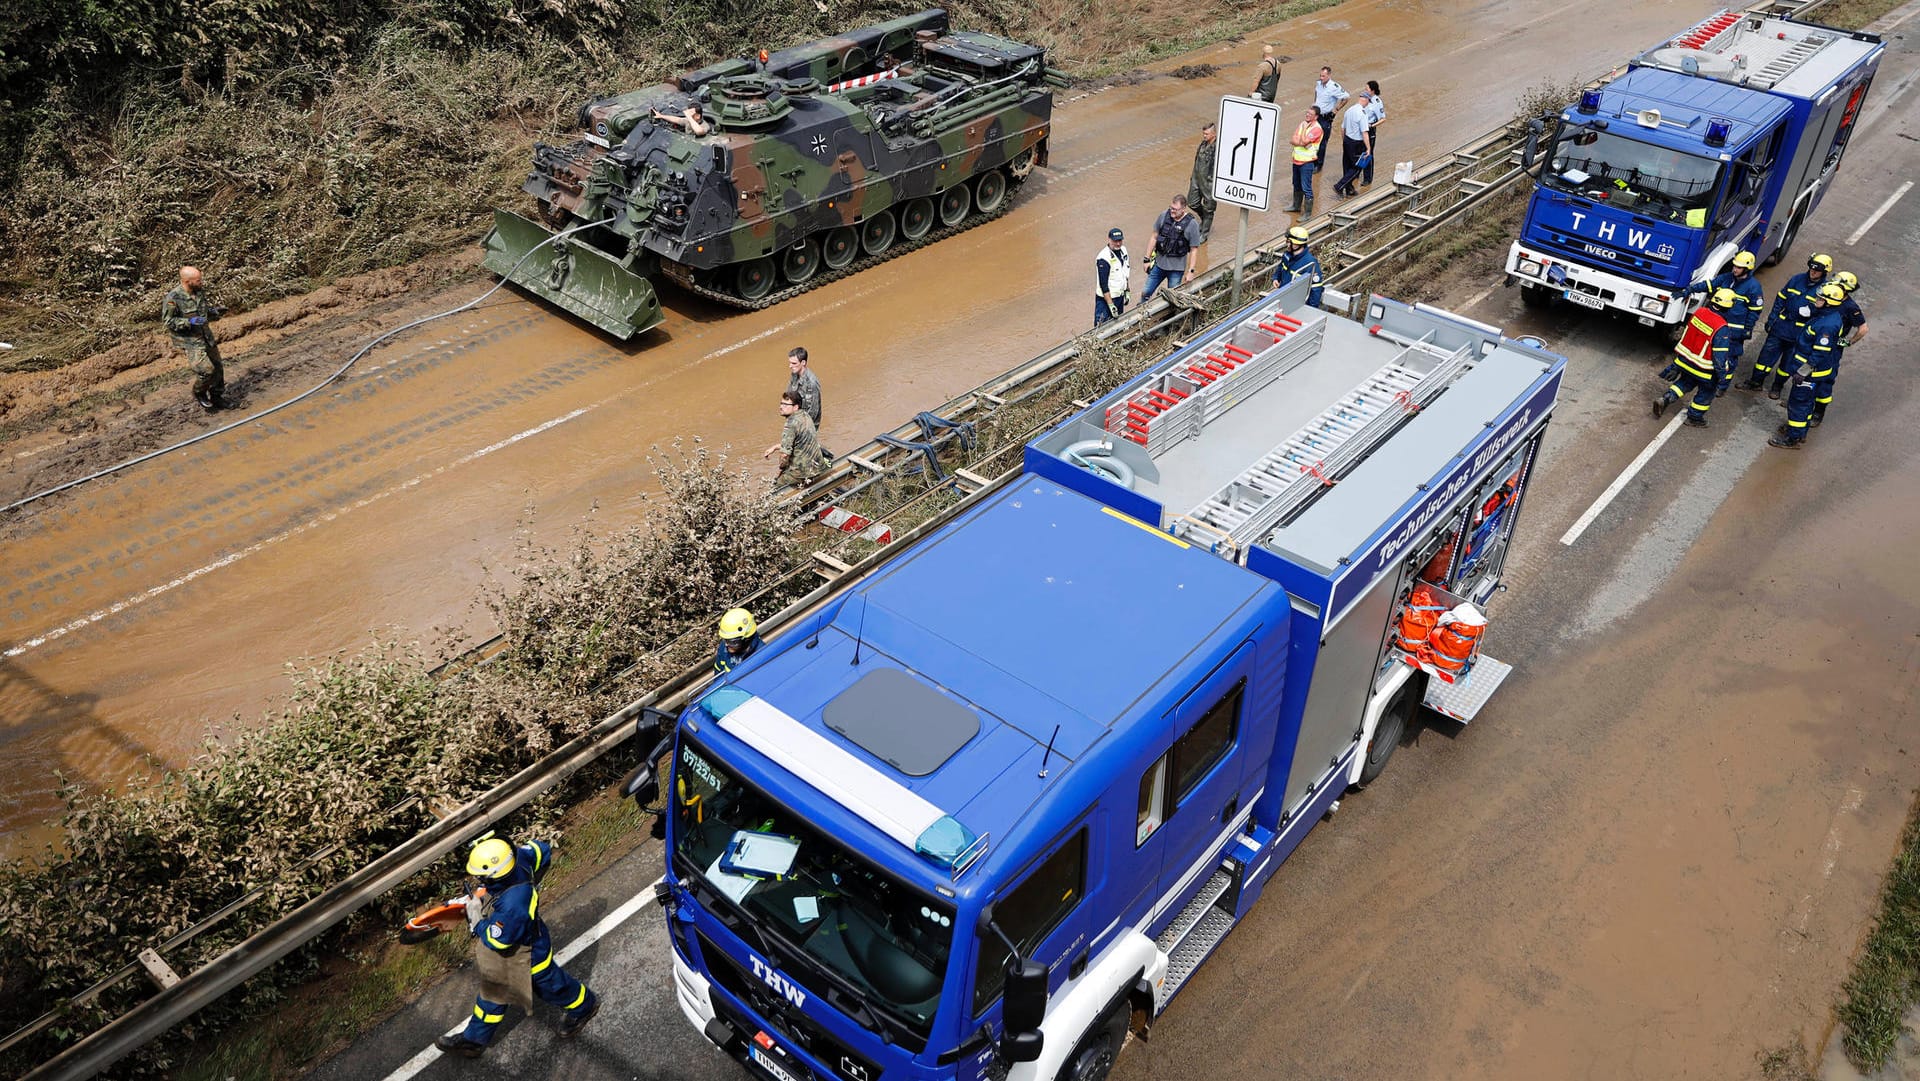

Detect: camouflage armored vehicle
482,9,1066,339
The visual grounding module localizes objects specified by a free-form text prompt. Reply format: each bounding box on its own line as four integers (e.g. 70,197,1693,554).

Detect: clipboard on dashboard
719,830,801,881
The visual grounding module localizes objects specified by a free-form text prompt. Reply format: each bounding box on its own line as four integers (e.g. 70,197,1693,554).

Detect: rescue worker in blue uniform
1652,288,1740,427
1659,251,1762,384
1769,282,1845,406
1270,226,1324,307
1769,363,1818,449
1742,252,1831,390
436,837,600,1058
1817,270,1868,427
714,607,763,675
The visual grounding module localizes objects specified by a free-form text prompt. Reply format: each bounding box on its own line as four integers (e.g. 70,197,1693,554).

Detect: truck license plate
751,1046,802,1081
1563,288,1605,309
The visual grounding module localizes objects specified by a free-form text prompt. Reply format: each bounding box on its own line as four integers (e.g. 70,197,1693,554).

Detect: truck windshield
672,737,955,1040
1543,122,1721,224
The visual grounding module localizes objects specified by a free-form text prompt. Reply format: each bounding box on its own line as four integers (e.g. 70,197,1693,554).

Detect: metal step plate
1155,868,1233,953
1421,654,1512,723
1158,907,1237,1007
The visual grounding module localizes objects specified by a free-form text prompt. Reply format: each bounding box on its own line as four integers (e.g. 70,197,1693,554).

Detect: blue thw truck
1505,9,1881,326
622,280,1564,1081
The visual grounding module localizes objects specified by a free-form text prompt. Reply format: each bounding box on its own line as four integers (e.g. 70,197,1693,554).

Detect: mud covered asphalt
8,0,1920,1074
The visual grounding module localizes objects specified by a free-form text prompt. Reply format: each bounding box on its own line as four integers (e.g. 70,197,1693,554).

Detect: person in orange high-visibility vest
1652,288,1740,427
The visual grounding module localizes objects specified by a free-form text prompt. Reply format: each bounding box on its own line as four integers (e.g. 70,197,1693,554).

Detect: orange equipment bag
1395,585,1446,653
1421,535,1457,584
1423,604,1487,674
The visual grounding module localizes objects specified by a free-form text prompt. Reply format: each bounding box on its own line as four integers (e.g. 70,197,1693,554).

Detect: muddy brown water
0,0,1714,852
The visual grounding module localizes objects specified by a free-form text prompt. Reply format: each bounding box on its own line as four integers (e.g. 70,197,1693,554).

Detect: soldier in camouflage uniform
770,390,831,489
161,266,226,410
1188,123,1218,244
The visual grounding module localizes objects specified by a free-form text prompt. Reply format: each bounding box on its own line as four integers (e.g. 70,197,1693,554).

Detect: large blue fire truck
623,278,1564,1080
1505,9,1881,326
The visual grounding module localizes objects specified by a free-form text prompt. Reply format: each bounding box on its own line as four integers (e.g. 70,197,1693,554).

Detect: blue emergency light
1704,118,1732,146
1578,88,1603,114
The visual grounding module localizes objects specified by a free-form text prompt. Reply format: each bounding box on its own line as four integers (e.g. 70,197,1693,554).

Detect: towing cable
1,217,616,517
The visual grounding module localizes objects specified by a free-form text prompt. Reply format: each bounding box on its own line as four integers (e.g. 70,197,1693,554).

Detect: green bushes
0,448,794,1075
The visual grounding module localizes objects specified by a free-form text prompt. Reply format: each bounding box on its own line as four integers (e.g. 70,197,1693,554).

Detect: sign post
1212,94,1280,315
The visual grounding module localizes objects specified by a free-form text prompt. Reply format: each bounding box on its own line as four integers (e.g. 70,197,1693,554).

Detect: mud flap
1421,655,1512,723
481,210,664,341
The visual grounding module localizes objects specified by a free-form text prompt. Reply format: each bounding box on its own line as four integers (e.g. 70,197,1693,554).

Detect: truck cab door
1148,642,1257,905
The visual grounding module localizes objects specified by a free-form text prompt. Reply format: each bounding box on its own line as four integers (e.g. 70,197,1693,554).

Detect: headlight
1637,295,1666,315
1516,259,1543,278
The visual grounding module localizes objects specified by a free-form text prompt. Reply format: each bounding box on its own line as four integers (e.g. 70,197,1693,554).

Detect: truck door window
973,829,1088,1014
1172,679,1243,806
1136,757,1168,846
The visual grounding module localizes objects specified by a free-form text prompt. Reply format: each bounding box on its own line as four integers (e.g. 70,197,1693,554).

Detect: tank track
661,176,1021,311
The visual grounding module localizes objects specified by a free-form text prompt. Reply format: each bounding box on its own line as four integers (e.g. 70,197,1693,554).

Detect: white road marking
3,407,592,659
1845,180,1912,245
378,876,666,1081
1559,412,1686,546
1784,787,1865,954
1881,2,1920,31
1457,285,1496,312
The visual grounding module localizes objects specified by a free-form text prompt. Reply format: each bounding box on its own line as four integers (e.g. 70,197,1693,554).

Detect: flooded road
0,0,1724,846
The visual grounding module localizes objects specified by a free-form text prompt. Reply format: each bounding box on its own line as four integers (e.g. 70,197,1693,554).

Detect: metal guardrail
13,0,1849,1070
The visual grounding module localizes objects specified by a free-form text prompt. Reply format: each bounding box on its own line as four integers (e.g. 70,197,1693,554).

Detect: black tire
974,169,1008,214
860,211,897,256
1056,1005,1128,1081
821,226,858,270
735,257,777,301
899,197,934,240
781,239,820,284
1356,681,1420,788
1519,282,1552,309
938,185,970,226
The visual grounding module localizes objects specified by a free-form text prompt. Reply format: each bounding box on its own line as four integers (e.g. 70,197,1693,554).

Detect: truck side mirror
621,734,675,809
1521,119,1544,171
634,705,676,746
1000,957,1049,1062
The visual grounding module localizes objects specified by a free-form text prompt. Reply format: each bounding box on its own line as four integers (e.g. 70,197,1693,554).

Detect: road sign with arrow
1213,95,1280,212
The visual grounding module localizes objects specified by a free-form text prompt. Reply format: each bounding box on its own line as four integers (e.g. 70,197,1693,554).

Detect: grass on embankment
1837,802,1920,1071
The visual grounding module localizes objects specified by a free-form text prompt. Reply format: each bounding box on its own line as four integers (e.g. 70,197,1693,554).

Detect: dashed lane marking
378,876,665,1081
1559,411,1686,546
1846,180,1913,245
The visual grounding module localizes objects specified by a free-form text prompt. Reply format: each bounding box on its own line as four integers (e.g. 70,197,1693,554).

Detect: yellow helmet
1807,252,1833,273
1730,251,1756,270
718,608,757,641
1835,270,1858,293
1709,287,1738,310
1286,226,1310,245
1816,282,1845,304
467,837,516,879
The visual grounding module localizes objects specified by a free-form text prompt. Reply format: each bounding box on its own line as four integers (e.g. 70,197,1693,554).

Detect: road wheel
1009,147,1037,180
1056,1005,1128,1081
938,185,970,226
899,197,934,241
821,226,858,270
735,257,777,301
781,239,820,285
860,211,897,256
1519,283,1552,309
1356,679,1420,788
974,169,1008,214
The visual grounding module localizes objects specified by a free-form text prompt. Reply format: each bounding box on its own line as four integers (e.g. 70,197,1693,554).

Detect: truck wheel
1356,680,1420,788
821,227,858,270
938,186,970,226
781,239,820,284
899,198,934,240
1057,1005,1128,1081
860,210,897,256
735,257,777,301
1519,283,1552,309
974,169,1008,214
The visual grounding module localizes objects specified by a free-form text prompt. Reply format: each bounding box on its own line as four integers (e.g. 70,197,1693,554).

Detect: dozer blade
480,210,664,340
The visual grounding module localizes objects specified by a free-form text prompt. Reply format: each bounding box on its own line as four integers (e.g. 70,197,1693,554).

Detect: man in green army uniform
1188,123,1218,244
768,390,830,489
160,266,226,411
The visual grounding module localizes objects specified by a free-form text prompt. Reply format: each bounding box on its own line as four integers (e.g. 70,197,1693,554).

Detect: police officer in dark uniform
436,836,600,1058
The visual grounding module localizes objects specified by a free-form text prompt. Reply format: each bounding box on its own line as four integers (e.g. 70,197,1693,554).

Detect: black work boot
1809,406,1826,428
1767,435,1803,449
1684,413,1708,428
558,994,601,1038
1651,394,1670,419
435,1034,487,1059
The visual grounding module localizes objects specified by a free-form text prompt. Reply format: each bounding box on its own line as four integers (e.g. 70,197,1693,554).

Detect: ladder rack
1178,336,1475,549
1105,305,1328,457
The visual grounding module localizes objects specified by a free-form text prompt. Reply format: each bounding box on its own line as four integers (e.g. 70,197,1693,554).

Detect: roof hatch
823,667,981,776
